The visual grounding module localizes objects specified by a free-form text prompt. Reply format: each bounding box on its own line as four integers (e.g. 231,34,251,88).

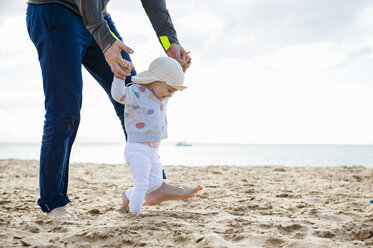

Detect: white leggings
124,142,163,213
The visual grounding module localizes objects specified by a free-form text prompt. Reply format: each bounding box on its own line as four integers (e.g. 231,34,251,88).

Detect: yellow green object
159,36,171,51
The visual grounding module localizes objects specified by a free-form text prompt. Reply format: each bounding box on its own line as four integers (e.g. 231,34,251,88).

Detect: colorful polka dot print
136,122,145,129
139,86,146,93
134,91,140,99
116,84,169,142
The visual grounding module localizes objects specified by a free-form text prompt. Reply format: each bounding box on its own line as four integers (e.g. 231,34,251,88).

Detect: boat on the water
176,141,192,147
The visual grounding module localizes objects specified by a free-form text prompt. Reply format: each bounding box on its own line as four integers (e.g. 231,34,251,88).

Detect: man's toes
69,213,78,220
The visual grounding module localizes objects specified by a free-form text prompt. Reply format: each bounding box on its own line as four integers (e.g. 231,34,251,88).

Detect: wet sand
0,159,373,247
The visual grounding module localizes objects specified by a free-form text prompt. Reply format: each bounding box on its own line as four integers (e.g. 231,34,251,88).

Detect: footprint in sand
278,223,306,232
23,223,41,233
312,229,336,238
265,236,286,247
291,232,306,239
87,208,101,215
354,228,372,241
277,223,308,240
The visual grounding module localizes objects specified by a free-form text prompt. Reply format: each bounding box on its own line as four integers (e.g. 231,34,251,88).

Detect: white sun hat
131,56,187,91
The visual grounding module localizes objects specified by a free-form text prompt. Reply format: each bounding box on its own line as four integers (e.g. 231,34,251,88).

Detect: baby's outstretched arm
111,77,134,105
111,77,129,104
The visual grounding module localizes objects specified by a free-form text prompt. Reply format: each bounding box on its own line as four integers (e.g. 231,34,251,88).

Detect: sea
0,143,372,168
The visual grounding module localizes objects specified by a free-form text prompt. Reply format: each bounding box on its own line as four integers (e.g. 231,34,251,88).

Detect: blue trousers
26,3,136,212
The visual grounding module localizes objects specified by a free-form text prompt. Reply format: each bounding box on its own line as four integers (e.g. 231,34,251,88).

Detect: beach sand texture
0,159,373,247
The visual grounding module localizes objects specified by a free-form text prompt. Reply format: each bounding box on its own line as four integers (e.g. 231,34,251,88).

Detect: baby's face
149,81,177,100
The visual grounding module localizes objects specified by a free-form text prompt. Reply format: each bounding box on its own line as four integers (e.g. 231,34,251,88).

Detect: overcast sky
0,0,373,144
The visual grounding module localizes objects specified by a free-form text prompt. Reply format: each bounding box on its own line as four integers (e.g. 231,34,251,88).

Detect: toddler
111,56,187,213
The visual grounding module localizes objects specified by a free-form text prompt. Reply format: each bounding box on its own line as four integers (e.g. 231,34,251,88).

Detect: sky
0,0,373,144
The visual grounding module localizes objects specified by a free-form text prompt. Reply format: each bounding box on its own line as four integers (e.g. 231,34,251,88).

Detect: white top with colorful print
111,77,168,143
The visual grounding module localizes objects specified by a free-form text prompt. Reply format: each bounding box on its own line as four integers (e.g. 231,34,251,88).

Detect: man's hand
104,40,135,80
166,43,192,72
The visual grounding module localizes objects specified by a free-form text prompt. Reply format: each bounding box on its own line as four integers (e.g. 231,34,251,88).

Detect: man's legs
27,4,92,215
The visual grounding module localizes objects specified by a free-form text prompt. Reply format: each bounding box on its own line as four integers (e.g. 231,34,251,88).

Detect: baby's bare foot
183,185,203,198
120,191,129,213
46,206,79,220
145,183,203,206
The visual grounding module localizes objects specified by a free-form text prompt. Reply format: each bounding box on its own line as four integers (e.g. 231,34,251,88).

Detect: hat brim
169,84,187,91
131,70,160,85
131,69,187,91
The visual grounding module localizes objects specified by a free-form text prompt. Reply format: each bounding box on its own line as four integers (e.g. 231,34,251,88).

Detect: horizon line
0,142,372,146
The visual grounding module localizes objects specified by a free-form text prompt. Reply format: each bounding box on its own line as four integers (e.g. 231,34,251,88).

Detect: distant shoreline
1,142,373,145
0,143,372,167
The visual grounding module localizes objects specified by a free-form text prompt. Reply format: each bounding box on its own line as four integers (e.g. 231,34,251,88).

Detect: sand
0,159,373,247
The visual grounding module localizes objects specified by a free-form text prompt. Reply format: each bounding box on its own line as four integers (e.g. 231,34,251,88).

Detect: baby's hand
181,51,191,72
123,60,135,75
182,51,190,61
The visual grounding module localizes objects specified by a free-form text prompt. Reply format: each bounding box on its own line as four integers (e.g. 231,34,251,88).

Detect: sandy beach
0,159,373,247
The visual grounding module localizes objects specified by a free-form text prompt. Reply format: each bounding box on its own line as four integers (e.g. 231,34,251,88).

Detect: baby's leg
144,149,203,205
120,190,130,212
146,151,163,194
125,147,152,213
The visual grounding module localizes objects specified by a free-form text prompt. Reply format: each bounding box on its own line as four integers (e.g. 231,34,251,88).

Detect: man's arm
75,0,116,52
75,0,134,79
141,0,191,71
141,0,178,52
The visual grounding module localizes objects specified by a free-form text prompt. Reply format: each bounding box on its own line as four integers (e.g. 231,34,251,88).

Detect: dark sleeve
75,0,117,52
141,0,179,51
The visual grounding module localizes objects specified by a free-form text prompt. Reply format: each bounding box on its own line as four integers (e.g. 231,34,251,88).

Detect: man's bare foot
120,191,129,213
145,182,203,206
46,206,78,220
